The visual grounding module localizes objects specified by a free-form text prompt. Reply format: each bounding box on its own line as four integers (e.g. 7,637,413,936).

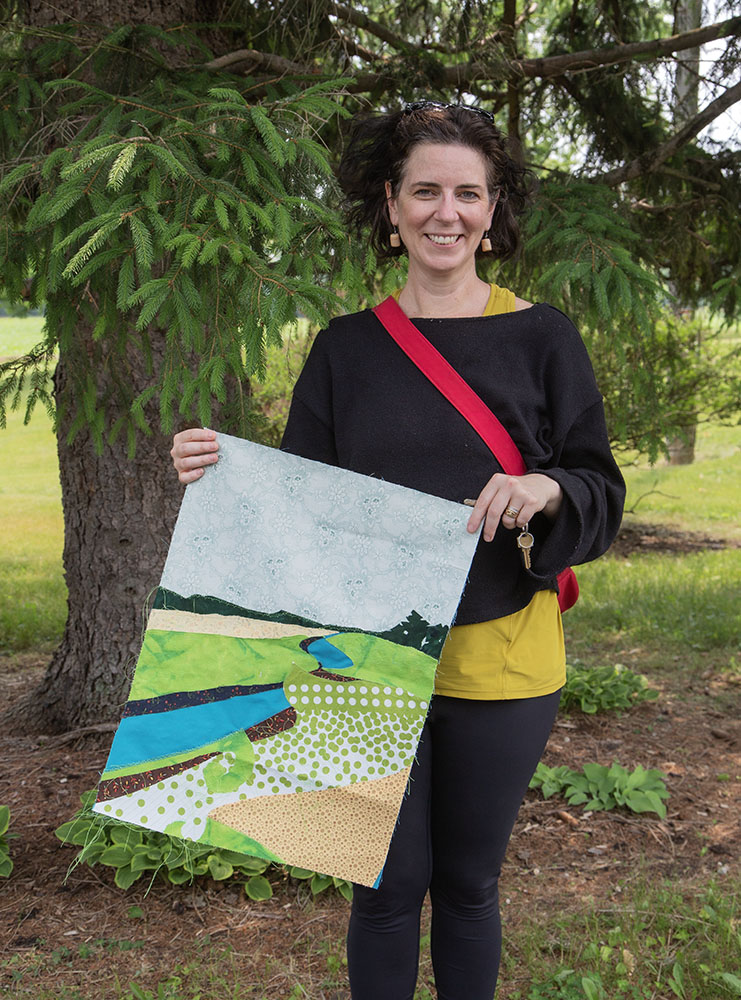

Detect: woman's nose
434,192,458,221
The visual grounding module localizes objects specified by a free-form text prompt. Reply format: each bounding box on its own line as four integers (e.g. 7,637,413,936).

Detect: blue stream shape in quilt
106,634,356,772
106,688,292,771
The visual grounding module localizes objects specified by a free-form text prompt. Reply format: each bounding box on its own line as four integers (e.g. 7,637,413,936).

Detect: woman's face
385,142,496,281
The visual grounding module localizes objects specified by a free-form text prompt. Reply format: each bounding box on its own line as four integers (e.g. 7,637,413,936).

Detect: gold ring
504,505,520,519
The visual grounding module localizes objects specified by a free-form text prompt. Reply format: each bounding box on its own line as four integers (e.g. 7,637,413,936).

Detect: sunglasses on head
402,101,495,122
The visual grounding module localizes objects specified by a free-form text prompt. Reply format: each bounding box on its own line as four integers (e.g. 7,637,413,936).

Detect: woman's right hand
170,428,219,484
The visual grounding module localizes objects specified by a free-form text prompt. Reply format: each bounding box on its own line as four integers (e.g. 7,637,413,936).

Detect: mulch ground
1,522,739,998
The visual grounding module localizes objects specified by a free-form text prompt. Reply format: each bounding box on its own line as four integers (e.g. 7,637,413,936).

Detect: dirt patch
0,662,738,998
609,520,739,558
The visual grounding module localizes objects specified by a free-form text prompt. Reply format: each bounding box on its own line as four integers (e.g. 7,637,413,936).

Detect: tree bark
666,0,702,466
4,330,183,733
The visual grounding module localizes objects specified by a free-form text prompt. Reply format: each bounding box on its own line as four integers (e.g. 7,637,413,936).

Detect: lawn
0,313,45,359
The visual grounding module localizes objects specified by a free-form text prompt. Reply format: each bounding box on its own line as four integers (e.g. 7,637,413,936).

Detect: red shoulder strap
372,294,580,614
372,295,527,476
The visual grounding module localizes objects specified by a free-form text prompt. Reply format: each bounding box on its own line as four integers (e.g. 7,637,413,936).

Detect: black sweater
281,304,625,624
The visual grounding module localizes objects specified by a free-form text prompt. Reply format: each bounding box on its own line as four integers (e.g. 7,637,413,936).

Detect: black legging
347,690,561,1000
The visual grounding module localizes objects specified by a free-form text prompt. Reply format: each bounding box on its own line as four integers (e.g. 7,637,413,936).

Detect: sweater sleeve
527,398,625,581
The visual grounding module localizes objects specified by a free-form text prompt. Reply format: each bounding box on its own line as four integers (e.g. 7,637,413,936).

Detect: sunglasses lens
402,101,493,122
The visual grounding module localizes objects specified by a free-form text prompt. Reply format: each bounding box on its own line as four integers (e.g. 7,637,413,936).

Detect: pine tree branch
202,16,741,94
327,2,419,52
332,28,384,65
597,78,741,186
509,15,741,80
352,15,741,93
204,49,311,75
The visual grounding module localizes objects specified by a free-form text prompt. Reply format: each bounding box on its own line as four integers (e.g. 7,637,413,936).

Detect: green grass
0,390,66,653
501,877,741,1000
619,421,741,540
0,314,46,358
6,879,737,999
561,420,741,682
565,549,741,657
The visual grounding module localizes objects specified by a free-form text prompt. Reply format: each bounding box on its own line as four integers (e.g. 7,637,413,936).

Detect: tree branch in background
203,16,741,98
327,1,419,52
597,78,741,185
204,49,311,74
510,15,741,80
332,28,383,65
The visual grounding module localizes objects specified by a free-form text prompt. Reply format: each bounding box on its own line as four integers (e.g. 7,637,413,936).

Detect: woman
172,103,625,1000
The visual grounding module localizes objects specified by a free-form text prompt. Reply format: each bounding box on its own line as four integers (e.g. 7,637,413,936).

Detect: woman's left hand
466,473,563,542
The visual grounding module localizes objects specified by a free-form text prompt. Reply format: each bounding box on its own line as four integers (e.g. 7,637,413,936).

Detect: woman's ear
385,180,398,226
487,190,500,231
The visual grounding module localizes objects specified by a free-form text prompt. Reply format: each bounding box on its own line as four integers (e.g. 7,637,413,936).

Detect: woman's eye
458,190,479,200
413,188,435,197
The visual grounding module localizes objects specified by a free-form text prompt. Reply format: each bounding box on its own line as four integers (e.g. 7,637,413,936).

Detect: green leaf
214,197,229,231
55,817,98,847
0,806,9,837
288,866,314,880
245,875,273,901
117,254,135,309
110,825,143,847
717,972,741,996
310,873,333,895
581,977,601,1000
129,213,154,275
0,160,38,199
250,106,287,166
78,841,107,865
99,844,134,867
130,853,160,873
336,880,353,903
62,218,124,278
207,854,234,881
167,868,192,885
114,864,141,890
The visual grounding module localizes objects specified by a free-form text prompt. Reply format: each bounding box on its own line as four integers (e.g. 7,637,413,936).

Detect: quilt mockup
94,433,478,887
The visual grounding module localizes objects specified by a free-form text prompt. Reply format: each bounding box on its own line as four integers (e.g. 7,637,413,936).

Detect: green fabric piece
128,630,315,701
324,633,433,700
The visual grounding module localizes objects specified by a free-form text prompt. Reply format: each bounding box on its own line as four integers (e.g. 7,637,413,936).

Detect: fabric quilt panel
94,433,479,887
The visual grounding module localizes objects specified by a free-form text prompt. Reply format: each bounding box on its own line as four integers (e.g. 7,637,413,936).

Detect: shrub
56,790,352,901
560,663,659,715
0,805,14,877
529,762,669,818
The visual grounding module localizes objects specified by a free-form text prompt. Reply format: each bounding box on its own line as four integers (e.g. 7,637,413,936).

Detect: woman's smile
426,233,462,245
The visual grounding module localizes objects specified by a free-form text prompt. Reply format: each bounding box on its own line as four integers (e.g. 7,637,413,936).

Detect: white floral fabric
161,433,478,632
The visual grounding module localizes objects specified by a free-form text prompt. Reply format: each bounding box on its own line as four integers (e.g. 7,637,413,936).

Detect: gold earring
480,231,492,253
389,226,401,248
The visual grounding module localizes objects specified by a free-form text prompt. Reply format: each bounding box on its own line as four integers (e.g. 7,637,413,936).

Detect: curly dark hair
336,105,531,261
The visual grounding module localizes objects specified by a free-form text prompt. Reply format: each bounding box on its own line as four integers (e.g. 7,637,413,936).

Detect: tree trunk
665,0,702,466
667,422,698,465
4,332,184,733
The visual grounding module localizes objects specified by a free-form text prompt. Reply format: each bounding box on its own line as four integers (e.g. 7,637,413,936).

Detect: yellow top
410,281,566,700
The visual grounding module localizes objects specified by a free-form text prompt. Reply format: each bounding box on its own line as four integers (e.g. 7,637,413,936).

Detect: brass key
517,522,534,569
